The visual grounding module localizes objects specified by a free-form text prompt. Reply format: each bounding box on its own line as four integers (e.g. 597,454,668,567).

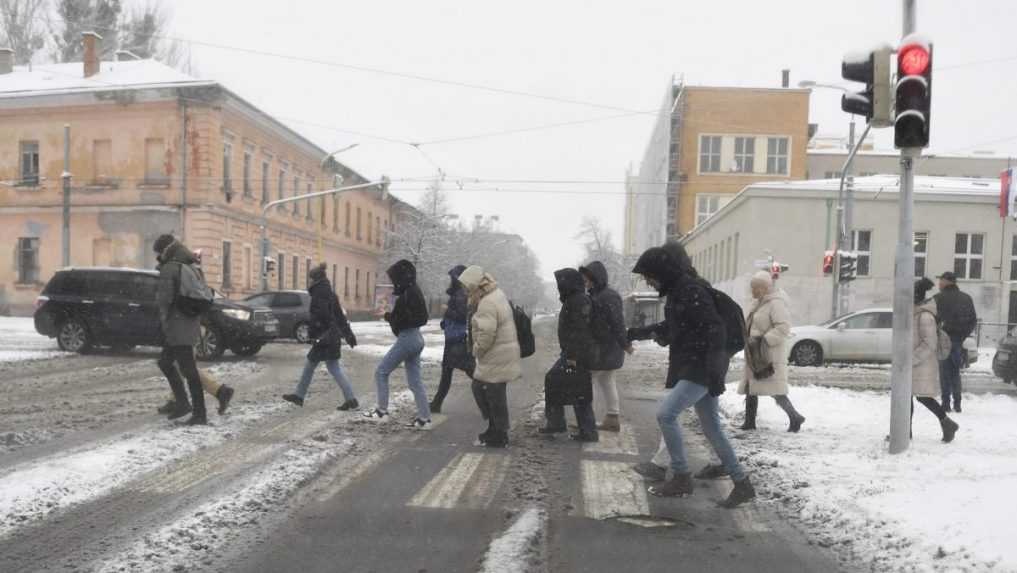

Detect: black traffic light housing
838,251,858,283
841,45,893,127
894,38,933,149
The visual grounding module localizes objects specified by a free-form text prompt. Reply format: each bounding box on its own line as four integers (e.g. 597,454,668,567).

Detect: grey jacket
156,241,202,347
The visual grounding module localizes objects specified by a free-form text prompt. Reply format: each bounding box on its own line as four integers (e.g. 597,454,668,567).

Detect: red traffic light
899,44,930,76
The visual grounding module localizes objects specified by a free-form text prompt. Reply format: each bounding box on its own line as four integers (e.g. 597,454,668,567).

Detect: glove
345,334,357,348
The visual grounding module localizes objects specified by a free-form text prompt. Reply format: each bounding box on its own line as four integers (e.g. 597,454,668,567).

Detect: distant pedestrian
914,278,959,442
363,259,432,429
579,261,633,432
429,265,477,414
457,266,521,448
736,271,805,433
153,234,209,425
540,268,599,442
933,271,978,413
628,244,754,508
282,263,359,411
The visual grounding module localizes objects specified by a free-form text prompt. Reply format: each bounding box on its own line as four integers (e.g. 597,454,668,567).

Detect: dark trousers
545,401,596,434
157,345,206,417
471,380,509,437
938,336,964,409
433,362,476,409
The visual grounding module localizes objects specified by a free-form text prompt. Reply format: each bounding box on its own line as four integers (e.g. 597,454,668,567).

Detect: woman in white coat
913,278,959,443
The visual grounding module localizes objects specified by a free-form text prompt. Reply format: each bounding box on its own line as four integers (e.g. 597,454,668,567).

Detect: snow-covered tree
52,0,121,62
0,0,48,65
574,216,630,293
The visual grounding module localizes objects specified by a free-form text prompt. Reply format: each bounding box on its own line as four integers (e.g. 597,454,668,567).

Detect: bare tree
119,0,181,65
0,0,47,64
574,216,629,292
52,0,121,62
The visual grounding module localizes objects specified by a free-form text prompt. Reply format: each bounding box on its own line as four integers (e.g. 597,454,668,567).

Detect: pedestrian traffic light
823,251,834,275
262,257,276,276
770,262,789,280
894,37,933,149
839,251,858,283
841,44,893,127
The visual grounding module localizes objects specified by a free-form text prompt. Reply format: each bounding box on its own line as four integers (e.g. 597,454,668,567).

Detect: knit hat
309,262,328,282
153,234,175,254
914,277,934,304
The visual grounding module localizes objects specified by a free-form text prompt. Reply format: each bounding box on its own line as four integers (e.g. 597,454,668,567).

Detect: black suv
34,267,280,360
243,291,312,343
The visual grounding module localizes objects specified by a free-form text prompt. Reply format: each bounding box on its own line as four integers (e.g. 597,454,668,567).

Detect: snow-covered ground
0,316,69,363
718,386,1017,572
349,319,447,363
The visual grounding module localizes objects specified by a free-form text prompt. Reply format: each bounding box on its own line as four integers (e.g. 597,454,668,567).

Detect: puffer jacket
738,293,791,396
459,266,521,384
913,298,941,398
554,268,598,369
579,261,627,371
307,276,354,363
384,259,429,336
934,285,977,339
155,240,202,347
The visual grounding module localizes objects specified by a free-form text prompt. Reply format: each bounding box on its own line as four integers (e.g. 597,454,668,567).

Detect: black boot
941,417,959,443
719,477,756,508
538,424,566,435
775,395,805,432
157,400,177,415
167,403,192,420
569,430,599,443
740,396,758,430
282,394,304,407
337,398,359,411
216,385,234,415
185,413,208,426
649,473,693,497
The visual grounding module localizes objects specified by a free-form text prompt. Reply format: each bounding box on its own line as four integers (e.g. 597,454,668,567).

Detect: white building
682,176,1013,330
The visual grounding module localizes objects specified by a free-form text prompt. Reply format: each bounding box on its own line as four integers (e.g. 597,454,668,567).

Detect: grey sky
167,0,1016,279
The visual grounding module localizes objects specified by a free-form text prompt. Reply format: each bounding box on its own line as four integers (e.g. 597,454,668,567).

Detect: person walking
914,278,960,442
737,271,805,433
363,259,432,429
579,261,632,432
457,265,521,448
628,244,754,508
282,263,359,410
153,234,209,426
933,271,977,413
429,265,476,414
540,268,599,442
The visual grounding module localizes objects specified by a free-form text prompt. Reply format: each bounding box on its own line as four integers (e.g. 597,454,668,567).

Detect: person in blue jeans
933,271,977,413
283,263,359,410
628,243,755,508
363,259,433,429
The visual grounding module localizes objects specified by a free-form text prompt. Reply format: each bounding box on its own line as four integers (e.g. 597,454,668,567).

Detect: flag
1003,168,1017,218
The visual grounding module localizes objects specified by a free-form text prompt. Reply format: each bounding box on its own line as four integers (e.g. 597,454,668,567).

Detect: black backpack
707,287,746,357
510,302,535,358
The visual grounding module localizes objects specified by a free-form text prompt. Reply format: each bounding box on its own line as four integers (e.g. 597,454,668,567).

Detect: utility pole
61,124,71,268
842,119,856,315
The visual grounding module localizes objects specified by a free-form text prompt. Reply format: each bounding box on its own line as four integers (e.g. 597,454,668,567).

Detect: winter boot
719,477,756,509
167,403,192,420
282,394,304,407
940,417,959,443
184,413,208,426
429,401,442,415
157,400,177,415
538,424,567,435
775,395,805,433
481,430,509,448
632,462,667,482
216,385,234,415
740,396,758,431
694,463,730,480
597,414,621,432
337,399,359,411
569,430,599,443
648,473,694,497
788,414,806,433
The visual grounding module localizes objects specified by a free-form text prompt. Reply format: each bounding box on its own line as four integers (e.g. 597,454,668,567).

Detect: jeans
375,328,429,420
939,335,964,409
591,370,620,416
656,380,745,481
157,345,206,417
294,358,355,402
471,380,509,437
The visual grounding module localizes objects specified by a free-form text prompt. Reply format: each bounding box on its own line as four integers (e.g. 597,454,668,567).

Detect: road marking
577,460,650,520
479,507,546,573
312,449,391,502
583,424,638,456
407,452,511,510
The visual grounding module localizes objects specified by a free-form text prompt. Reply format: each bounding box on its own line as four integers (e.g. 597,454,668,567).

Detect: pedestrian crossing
583,424,639,456
408,452,511,510
576,459,650,520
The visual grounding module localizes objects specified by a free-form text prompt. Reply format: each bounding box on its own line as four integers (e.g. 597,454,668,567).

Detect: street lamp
314,144,360,262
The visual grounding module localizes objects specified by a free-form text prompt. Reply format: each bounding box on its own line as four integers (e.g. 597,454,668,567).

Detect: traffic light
771,262,789,280
262,257,276,276
823,251,834,275
841,44,893,127
838,251,858,283
894,37,933,149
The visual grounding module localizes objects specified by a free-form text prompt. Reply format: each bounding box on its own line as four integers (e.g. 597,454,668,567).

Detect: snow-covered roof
0,59,213,98
807,148,1010,160
750,174,1000,197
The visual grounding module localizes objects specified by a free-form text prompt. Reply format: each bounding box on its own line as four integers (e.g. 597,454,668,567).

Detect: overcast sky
167,0,1017,280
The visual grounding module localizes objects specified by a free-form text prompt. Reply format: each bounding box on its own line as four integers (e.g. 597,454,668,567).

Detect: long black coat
554,268,598,370
307,277,354,363
580,261,627,371
385,259,429,336
441,266,475,372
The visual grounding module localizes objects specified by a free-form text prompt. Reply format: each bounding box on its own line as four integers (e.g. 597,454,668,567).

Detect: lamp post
315,144,361,262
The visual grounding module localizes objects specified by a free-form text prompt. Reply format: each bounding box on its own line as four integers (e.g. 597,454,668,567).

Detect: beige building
0,37,394,316
807,149,1012,180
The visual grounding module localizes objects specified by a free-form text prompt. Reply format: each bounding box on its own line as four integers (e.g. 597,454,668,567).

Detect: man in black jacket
628,244,754,508
934,272,978,413
429,265,476,414
363,259,433,429
579,261,632,432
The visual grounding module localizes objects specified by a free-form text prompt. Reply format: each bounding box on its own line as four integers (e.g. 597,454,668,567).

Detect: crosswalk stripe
577,460,650,520
407,452,510,510
583,424,638,456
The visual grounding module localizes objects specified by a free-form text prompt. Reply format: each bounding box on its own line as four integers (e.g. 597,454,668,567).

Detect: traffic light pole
830,122,871,320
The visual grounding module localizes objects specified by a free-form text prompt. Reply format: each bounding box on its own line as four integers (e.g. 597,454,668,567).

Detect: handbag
544,362,593,407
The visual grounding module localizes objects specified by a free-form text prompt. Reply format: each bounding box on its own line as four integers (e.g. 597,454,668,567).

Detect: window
695,194,731,226
333,196,340,233
356,207,363,241
733,137,755,173
766,137,789,175
276,293,302,307
292,255,299,289
305,258,312,288
246,294,273,307
1010,236,1017,281
222,241,232,288
261,161,270,205
278,253,285,290
852,230,872,277
366,271,371,299
293,176,301,215
222,141,233,193
376,216,382,246
344,202,352,237
332,264,338,293
92,139,112,183
19,141,40,185
244,245,253,289
278,165,287,206
824,171,843,179
367,211,373,243
840,312,881,330
344,267,350,298
355,269,361,299
954,233,984,280
144,138,168,184
699,135,721,173
306,183,313,221
914,232,929,278
17,237,39,283
242,148,253,197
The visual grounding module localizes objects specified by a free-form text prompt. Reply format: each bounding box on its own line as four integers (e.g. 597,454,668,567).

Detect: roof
807,148,1012,161
58,266,158,276
750,175,1001,197
0,60,213,97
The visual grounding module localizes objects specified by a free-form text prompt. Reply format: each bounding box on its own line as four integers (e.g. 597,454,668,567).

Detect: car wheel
57,318,93,354
294,322,311,344
791,340,823,367
231,342,263,357
195,323,227,361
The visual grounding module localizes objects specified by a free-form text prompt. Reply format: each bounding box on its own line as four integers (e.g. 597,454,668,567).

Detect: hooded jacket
384,259,429,336
306,274,355,363
554,268,598,369
155,240,202,347
933,284,977,339
458,266,521,383
630,243,728,394
579,261,627,371
442,265,469,342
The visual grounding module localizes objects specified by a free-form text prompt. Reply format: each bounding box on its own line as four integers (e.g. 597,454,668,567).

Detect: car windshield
819,312,854,328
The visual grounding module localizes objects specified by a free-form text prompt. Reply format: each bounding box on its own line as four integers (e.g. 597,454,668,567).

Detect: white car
787,307,978,367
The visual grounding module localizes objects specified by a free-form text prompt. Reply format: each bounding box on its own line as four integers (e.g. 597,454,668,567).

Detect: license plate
264,324,278,334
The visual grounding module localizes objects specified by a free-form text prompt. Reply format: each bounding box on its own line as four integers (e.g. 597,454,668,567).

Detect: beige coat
459,269,521,384
913,299,941,398
738,293,792,396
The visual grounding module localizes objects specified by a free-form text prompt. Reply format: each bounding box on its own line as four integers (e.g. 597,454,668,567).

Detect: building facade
0,39,394,316
807,149,1012,181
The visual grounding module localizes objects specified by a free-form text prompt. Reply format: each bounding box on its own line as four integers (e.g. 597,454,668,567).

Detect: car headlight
222,309,252,321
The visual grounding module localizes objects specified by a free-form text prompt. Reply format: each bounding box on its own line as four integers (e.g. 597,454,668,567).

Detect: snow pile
479,507,546,573
0,316,69,363
718,385,1017,572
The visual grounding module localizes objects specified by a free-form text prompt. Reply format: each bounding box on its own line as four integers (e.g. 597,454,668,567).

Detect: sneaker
406,418,432,431
282,394,304,407
694,463,730,480
649,473,694,497
217,385,235,415
632,462,667,482
157,400,177,415
362,408,389,421
337,399,359,412
569,431,599,443
718,478,756,509
167,404,192,420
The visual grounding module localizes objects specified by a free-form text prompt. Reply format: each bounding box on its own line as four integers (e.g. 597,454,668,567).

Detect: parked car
788,307,978,367
243,290,312,343
991,329,1017,385
34,267,279,360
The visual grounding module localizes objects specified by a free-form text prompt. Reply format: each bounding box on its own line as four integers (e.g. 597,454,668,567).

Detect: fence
975,322,1016,349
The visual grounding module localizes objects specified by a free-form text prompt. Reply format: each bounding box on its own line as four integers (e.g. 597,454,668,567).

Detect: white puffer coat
913,299,941,398
738,293,792,396
459,266,521,384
